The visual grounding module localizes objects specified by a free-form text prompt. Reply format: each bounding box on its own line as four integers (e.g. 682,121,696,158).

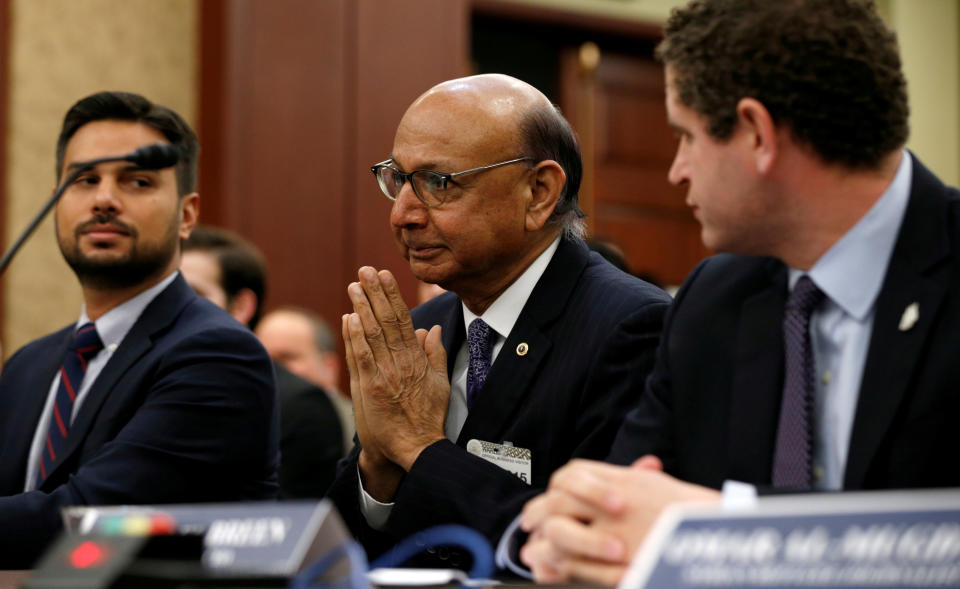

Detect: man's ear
227,288,258,328
525,160,565,232
179,193,200,240
736,98,778,175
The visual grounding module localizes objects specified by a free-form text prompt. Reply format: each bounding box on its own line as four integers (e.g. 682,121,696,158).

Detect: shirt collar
78,270,180,351
462,237,561,339
790,151,912,320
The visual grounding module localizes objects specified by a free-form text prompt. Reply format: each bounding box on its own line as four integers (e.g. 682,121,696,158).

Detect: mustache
75,215,137,237
75,215,137,235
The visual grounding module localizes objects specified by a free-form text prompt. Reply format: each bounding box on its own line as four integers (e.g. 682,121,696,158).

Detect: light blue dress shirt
495,154,915,576
24,271,179,491
789,151,912,490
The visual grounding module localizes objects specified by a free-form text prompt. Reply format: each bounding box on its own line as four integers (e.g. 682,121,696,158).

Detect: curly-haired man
518,1,960,584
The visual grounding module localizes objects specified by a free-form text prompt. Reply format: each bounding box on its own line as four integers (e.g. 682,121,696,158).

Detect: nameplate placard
621,490,960,589
61,500,348,577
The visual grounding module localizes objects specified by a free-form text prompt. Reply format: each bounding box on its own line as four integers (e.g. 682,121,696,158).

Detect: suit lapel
439,299,464,379
0,328,71,488
727,262,787,483
845,156,953,488
457,238,588,444
46,276,194,484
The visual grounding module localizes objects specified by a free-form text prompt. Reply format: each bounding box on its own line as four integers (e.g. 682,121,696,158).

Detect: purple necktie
466,319,495,409
772,276,825,489
37,322,103,486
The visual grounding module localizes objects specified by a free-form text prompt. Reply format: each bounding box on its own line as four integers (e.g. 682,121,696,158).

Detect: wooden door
560,47,711,288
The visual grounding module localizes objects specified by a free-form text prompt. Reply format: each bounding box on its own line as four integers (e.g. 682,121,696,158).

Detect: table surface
0,571,26,589
0,570,561,589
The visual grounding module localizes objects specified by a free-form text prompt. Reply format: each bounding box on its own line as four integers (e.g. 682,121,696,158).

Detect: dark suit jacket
328,236,671,561
609,155,960,491
0,275,280,568
275,365,344,498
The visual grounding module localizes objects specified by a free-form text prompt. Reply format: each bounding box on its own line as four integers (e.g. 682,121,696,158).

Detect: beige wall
480,0,678,22
3,0,197,355
888,0,960,187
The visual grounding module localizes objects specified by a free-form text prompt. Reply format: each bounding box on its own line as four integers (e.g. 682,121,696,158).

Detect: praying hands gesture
341,266,450,502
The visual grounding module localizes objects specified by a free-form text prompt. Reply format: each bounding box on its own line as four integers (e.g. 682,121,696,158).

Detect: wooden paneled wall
199,0,469,329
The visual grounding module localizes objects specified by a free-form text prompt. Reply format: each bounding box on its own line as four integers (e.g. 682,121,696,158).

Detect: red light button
70,540,109,569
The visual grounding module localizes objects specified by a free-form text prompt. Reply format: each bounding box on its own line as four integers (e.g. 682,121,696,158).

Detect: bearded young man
0,92,279,568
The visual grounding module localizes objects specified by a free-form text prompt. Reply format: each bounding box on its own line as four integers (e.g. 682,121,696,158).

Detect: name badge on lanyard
466,439,532,484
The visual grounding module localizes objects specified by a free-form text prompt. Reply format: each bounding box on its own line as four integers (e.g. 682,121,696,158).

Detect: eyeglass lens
377,167,446,204
377,167,405,199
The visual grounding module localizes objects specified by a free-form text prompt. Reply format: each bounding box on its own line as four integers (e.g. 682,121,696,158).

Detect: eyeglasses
370,157,534,207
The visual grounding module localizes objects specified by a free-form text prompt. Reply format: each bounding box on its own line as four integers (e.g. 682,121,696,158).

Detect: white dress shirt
24,271,179,491
360,238,562,528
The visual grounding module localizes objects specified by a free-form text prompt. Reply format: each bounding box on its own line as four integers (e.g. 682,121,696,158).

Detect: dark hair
586,238,631,274
56,91,199,196
183,225,268,329
519,103,586,238
656,0,909,169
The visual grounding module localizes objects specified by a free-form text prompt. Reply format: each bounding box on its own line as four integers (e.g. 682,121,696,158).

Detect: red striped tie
37,322,103,487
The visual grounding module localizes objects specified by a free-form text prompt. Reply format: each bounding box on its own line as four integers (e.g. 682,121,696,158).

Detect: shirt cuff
357,465,395,530
721,479,759,510
494,513,534,579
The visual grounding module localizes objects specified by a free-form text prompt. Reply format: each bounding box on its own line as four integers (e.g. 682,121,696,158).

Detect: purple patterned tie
37,322,103,486
772,276,825,489
466,319,495,409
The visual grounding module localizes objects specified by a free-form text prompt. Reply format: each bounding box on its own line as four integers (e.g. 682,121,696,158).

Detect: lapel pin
898,302,919,332
516,342,529,356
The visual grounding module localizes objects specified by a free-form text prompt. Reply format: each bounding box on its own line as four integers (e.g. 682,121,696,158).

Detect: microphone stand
0,163,97,276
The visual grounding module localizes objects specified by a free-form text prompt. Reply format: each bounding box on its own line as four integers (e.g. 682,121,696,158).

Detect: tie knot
468,319,495,354
788,276,825,316
71,322,104,360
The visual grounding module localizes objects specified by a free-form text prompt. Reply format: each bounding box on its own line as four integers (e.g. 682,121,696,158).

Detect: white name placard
621,489,960,589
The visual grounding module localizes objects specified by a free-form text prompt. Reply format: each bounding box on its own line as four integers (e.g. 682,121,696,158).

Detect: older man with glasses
326,73,671,567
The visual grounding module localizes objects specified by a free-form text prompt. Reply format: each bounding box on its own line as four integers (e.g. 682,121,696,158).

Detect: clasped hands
341,267,450,501
519,456,721,586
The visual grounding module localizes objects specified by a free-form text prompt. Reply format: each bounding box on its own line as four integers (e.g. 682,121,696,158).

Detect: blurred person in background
182,225,343,496
256,306,355,452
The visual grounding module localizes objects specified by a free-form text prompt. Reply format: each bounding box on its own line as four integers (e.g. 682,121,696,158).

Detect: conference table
0,571,25,589
0,570,554,589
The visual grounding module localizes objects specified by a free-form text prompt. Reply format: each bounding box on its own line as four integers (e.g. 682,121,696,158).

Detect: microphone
124,143,180,170
73,142,180,173
0,143,182,276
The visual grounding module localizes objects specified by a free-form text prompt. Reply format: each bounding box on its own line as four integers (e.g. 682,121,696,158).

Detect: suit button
437,547,450,560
